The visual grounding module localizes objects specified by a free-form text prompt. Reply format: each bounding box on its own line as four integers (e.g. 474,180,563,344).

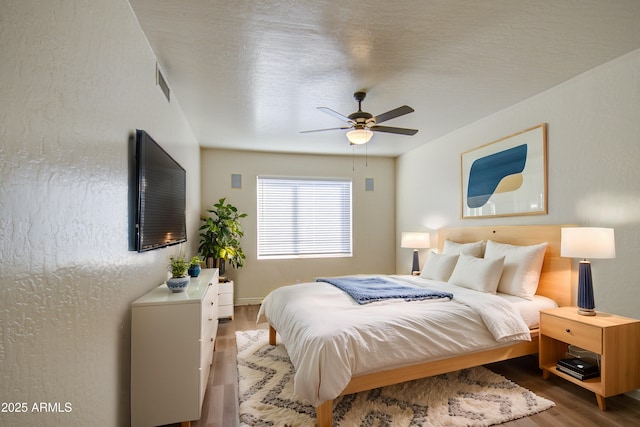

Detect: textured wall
0,1,200,426
396,49,640,320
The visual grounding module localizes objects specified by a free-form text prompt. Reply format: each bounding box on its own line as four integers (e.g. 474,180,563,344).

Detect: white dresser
131,268,219,427
218,280,234,319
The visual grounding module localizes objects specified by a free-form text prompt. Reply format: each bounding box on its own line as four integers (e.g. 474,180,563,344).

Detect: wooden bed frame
268,225,573,427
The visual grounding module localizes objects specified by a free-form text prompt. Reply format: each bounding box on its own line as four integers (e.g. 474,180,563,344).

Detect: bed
259,225,572,427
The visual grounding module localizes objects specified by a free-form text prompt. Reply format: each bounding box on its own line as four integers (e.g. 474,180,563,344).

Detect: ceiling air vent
156,63,170,102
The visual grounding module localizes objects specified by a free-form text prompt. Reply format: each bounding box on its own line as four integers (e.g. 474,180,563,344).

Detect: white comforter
258,275,531,406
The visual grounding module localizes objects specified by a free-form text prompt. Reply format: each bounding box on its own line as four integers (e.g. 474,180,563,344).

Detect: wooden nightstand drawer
541,314,602,353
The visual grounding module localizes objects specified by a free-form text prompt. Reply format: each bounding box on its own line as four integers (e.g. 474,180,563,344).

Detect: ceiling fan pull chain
352,146,355,172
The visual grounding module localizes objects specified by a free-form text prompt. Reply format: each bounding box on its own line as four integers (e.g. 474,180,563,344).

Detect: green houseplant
167,256,190,292
198,198,247,275
188,256,202,277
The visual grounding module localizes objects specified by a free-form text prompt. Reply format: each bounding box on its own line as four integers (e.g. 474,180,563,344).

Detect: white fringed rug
237,329,554,426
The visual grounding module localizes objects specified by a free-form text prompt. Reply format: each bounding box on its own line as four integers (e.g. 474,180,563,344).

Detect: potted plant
167,256,190,292
188,256,202,277
198,198,247,277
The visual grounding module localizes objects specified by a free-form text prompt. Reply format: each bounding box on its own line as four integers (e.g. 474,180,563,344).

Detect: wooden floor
168,305,640,427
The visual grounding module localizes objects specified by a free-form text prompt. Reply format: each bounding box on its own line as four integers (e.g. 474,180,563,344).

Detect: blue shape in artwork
467,144,527,208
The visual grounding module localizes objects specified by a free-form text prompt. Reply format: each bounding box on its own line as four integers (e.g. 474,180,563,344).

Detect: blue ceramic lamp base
411,250,420,275
577,260,596,316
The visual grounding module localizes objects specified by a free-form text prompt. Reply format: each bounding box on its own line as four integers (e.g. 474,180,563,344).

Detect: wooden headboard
437,225,572,307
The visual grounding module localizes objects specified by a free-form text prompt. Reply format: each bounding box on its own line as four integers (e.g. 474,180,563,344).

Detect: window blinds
257,176,352,259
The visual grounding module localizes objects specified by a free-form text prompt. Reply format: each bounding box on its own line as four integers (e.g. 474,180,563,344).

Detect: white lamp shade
401,232,431,249
561,227,615,259
346,128,373,145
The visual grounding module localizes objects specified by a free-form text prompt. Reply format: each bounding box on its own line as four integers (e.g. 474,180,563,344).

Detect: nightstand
539,306,640,410
218,280,234,319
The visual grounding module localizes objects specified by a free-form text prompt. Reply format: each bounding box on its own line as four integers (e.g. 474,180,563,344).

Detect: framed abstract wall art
461,123,547,219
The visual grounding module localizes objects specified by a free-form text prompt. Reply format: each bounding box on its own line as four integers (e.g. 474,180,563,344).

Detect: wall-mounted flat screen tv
134,129,187,252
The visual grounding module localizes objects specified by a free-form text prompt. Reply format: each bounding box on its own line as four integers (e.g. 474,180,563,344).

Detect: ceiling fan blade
300,126,351,134
317,107,353,123
374,105,414,124
371,125,418,136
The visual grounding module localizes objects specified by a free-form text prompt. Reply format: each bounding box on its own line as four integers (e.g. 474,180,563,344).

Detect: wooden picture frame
461,123,547,219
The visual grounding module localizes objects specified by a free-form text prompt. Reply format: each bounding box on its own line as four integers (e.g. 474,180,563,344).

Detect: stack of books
556,358,600,380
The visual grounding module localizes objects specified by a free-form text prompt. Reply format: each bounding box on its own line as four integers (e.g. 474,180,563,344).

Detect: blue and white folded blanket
316,276,453,305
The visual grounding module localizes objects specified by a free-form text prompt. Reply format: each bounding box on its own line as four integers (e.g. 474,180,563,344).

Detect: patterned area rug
236,329,554,427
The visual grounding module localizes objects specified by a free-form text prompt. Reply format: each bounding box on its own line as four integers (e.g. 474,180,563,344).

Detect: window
257,176,352,259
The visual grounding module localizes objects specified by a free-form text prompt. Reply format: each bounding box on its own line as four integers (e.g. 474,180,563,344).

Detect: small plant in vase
188,256,202,277
167,256,190,293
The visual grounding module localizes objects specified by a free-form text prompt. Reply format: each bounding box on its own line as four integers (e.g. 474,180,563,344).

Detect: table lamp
401,232,431,275
560,227,615,316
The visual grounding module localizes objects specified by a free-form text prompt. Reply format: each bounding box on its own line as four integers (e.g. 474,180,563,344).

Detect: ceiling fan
301,91,418,145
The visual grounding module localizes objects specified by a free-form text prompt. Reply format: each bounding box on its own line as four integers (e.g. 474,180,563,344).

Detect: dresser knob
565,328,571,333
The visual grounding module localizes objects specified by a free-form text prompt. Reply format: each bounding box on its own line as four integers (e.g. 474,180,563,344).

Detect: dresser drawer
541,314,602,353
201,317,217,365
201,285,218,334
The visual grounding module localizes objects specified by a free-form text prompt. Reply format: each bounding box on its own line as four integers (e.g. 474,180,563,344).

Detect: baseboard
235,297,264,306
625,388,640,401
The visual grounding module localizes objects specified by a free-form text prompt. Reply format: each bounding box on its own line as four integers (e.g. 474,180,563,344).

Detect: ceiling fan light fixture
302,91,417,143
346,128,373,145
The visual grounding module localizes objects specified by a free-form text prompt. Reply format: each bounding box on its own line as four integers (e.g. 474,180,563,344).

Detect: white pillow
420,252,459,281
448,254,505,293
442,239,485,257
484,240,548,299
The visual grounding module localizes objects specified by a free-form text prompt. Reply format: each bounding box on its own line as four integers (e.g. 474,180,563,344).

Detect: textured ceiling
129,0,640,157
